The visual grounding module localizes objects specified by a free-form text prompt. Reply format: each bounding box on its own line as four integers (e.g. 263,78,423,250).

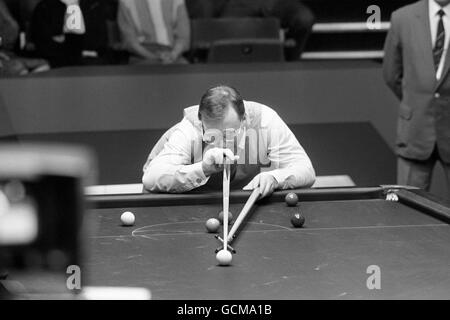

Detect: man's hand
159,50,179,64
52,35,65,43
0,52,10,61
243,172,278,198
202,148,239,177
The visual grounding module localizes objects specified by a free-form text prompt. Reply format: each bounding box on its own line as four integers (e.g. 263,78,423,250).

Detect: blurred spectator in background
30,0,112,67
0,0,48,76
186,0,315,61
0,0,19,52
117,0,190,64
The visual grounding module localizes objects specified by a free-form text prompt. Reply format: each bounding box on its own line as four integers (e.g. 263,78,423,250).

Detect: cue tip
215,246,236,254
214,235,236,253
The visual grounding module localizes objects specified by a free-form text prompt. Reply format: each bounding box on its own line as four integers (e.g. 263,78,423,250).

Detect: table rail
86,186,385,209
396,189,450,223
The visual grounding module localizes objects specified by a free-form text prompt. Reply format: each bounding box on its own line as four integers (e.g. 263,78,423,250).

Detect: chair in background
208,38,284,63
190,17,284,63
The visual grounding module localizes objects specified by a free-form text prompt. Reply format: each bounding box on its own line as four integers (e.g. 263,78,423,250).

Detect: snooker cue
226,187,261,242
222,163,231,251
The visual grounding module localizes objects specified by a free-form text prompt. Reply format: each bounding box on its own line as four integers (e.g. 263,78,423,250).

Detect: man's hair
198,85,245,121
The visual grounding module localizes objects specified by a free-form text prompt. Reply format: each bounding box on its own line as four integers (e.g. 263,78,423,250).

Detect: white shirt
142,101,316,193
429,0,450,79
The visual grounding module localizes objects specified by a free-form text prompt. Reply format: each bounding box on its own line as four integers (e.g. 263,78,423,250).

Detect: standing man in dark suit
30,0,111,67
383,0,450,194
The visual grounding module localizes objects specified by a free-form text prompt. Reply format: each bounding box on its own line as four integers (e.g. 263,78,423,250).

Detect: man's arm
142,119,207,193
264,110,316,189
383,11,403,100
243,108,315,194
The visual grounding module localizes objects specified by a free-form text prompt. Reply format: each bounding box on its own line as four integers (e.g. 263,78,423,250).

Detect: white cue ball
216,249,232,266
121,211,135,226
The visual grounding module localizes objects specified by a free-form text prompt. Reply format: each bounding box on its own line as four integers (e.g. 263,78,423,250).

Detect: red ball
205,218,220,233
291,213,305,228
285,193,299,206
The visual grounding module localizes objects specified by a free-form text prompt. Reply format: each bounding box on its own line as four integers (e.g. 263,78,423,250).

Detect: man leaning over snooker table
142,85,316,198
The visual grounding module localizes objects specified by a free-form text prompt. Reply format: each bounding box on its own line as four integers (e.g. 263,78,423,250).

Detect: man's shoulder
180,105,202,131
244,100,276,115
392,0,424,20
168,117,198,142
244,101,281,128
183,105,199,116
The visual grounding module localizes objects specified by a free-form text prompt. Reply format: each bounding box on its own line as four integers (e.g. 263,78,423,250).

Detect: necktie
433,9,446,71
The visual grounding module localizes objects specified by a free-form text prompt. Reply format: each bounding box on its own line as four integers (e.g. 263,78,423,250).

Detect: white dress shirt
429,0,450,80
142,101,316,193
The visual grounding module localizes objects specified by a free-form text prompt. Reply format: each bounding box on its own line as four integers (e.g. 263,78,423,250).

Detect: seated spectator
117,0,190,64
30,0,111,67
0,0,19,52
0,0,49,76
0,50,49,76
186,0,315,61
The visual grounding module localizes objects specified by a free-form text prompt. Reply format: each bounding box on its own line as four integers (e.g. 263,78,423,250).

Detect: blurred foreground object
0,143,96,299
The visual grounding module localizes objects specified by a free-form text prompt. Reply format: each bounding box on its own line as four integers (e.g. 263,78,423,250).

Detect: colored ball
285,192,299,206
291,213,305,228
3,180,26,202
0,190,10,216
216,249,232,266
205,218,220,233
121,211,135,226
218,211,233,224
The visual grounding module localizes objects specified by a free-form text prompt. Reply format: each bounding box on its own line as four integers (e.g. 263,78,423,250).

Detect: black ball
285,192,299,206
218,211,233,224
291,213,305,228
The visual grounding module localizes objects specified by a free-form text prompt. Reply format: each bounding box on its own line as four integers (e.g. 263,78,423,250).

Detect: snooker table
85,186,450,300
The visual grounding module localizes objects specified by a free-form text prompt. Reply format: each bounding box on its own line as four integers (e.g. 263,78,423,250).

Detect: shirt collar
430,0,450,17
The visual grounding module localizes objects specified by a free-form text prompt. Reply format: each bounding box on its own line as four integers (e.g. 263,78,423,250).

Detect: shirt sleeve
142,118,209,192
262,108,316,189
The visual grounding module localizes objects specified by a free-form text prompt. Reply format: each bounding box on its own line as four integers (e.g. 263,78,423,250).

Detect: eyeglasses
202,121,245,146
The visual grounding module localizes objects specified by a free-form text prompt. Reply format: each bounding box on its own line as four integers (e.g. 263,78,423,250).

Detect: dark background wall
302,0,416,22
0,93,14,137
0,61,395,135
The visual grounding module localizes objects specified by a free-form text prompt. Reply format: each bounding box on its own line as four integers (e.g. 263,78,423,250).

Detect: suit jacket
0,0,19,51
30,0,109,67
383,0,450,163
